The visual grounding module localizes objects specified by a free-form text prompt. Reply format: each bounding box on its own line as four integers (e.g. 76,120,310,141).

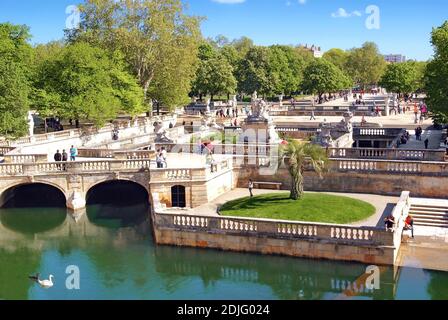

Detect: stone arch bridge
0,159,152,211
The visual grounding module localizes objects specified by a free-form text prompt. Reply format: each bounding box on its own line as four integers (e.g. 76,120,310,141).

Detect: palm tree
279,140,329,200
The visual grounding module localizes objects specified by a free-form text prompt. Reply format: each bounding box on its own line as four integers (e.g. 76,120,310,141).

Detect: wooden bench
253,182,283,190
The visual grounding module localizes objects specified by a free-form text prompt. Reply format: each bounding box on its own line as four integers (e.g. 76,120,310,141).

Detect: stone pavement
164,188,399,227
399,129,443,150
398,228,448,272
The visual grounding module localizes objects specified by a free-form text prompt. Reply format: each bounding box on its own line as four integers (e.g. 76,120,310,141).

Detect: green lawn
219,193,376,224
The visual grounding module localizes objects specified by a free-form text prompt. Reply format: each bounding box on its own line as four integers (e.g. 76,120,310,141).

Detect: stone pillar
385,96,390,116
66,191,86,212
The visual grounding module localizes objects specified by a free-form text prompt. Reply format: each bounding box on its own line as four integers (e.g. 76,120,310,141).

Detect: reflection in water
0,184,448,300
0,208,67,235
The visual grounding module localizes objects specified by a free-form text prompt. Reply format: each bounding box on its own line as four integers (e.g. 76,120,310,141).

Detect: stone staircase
409,200,448,228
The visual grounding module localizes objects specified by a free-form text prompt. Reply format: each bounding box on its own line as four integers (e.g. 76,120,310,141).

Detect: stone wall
234,163,448,198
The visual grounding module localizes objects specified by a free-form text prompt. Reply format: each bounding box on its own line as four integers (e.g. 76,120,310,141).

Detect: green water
1,203,448,300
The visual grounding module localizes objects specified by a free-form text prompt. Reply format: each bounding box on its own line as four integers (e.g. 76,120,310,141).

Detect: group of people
45,117,64,132
384,213,414,238
216,107,239,119
53,145,78,170
155,147,167,168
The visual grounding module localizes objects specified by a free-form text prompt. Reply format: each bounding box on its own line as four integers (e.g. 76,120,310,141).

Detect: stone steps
410,203,448,228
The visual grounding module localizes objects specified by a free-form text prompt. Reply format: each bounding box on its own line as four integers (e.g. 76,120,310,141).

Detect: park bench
253,181,282,190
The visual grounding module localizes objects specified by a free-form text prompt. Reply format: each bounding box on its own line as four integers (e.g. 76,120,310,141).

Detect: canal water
0,183,447,300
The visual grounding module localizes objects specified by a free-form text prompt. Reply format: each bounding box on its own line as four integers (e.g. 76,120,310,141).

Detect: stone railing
328,148,447,161
153,213,394,247
0,159,152,176
332,158,448,174
3,154,49,164
390,191,411,249
0,147,15,156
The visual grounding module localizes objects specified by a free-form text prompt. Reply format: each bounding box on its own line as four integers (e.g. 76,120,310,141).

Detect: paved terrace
162,188,399,228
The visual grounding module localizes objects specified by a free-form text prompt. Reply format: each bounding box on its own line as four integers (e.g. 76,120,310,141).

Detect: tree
192,54,237,100
425,21,448,119
268,45,305,95
236,46,274,97
33,42,144,127
71,0,201,110
231,36,254,58
379,61,423,96
279,140,328,200
345,42,386,88
301,59,351,98
0,23,33,138
323,48,349,74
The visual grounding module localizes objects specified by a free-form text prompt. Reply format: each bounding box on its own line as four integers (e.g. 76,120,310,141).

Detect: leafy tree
294,46,315,66
279,140,328,200
379,61,424,95
192,54,237,100
0,23,33,138
425,21,448,118
33,42,144,127
323,48,349,74
301,59,351,98
231,36,254,58
345,42,386,88
268,45,305,95
236,46,274,97
71,0,201,110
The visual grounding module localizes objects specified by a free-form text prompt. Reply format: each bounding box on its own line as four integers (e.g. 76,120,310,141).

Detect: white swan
29,274,54,289
38,275,54,289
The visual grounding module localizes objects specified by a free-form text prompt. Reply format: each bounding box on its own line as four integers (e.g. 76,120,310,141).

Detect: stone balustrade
3,154,49,164
0,159,152,176
329,148,446,161
154,213,393,247
0,147,15,156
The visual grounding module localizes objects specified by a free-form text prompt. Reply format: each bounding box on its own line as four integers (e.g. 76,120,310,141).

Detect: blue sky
0,0,446,60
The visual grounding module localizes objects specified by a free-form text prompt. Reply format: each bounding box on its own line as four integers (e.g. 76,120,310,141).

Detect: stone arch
0,181,68,208
85,177,150,198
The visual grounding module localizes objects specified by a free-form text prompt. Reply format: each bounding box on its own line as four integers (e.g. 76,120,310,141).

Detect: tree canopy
380,61,426,95
345,42,386,88
425,21,448,120
301,59,351,97
70,0,202,110
0,23,33,138
32,42,145,127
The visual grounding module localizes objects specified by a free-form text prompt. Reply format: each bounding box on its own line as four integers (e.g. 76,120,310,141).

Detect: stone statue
154,120,173,143
316,122,333,147
27,111,34,137
251,91,258,102
249,98,270,122
206,98,211,114
336,112,353,133
278,94,284,107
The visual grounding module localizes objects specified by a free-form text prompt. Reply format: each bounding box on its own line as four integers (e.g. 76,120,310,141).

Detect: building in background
299,44,323,58
384,54,407,63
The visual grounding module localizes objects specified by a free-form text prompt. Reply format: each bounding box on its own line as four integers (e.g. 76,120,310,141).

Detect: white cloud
298,0,306,4
211,0,245,4
331,8,363,18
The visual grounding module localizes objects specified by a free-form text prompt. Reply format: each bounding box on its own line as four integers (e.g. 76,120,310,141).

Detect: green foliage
301,59,351,97
0,23,33,138
33,42,144,127
322,48,349,74
192,54,237,99
73,0,201,110
380,61,426,94
279,140,328,200
425,21,448,119
345,42,387,88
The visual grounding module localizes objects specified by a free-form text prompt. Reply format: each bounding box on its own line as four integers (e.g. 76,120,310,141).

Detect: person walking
156,150,163,168
310,110,316,121
424,138,429,150
70,145,77,161
54,150,62,170
248,180,254,198
405,215,415,238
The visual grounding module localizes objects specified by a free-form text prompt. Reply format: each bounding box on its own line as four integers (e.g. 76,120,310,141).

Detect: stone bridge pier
0,168,152,215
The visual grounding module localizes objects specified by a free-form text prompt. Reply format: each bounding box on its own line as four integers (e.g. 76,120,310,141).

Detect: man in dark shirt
62,150,68,171
54,150,62,170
